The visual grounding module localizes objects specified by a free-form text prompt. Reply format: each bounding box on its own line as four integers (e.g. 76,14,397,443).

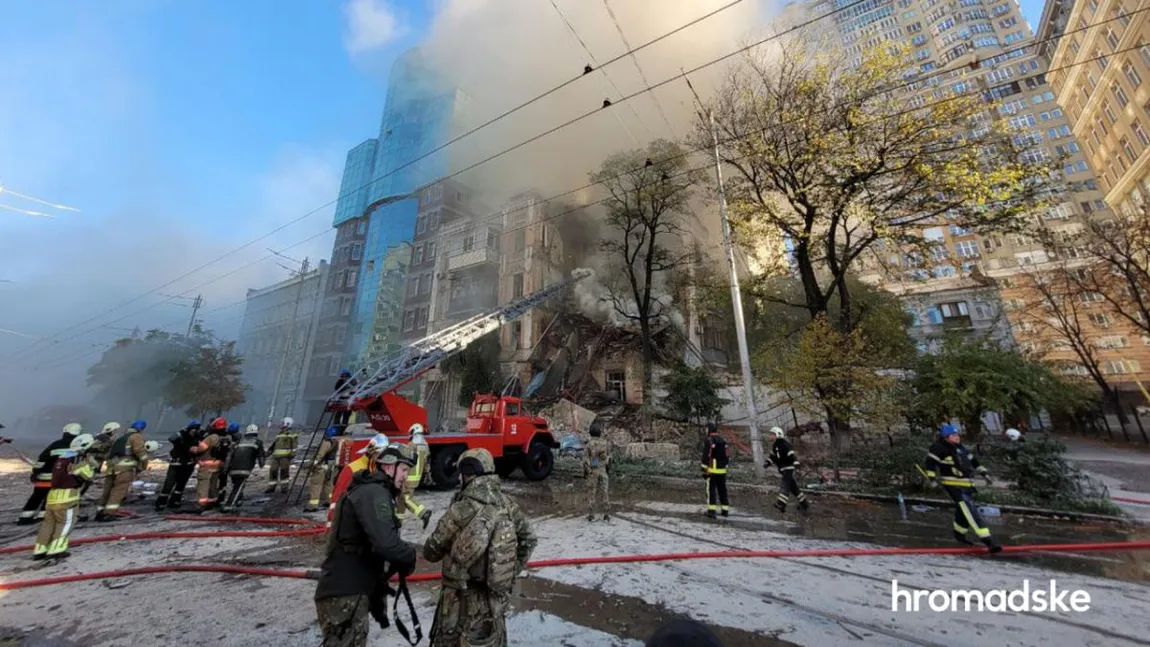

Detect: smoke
421,0,778,202
572,263,686,333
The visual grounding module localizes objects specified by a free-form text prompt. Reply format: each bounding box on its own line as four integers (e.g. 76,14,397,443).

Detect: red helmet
210,417,227,430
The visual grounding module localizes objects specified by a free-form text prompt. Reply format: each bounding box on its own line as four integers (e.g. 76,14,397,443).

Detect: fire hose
1,514,1149,591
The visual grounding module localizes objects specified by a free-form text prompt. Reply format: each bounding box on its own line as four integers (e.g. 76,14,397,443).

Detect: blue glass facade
334,47,468,364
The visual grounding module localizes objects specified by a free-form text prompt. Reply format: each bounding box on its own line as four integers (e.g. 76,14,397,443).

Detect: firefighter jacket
88,434,113,473
582,437,612,474
313,438,337,468
315,469,417,600
228,437,266,476
422,474,538,589
765,438,800,473
108,431,148,473
924,439,988,488
167,428,198,466
270,428,299,458
47,454,96,506
407,439,429,484
30,435,75,484
191,433,225,473
701,435,729,475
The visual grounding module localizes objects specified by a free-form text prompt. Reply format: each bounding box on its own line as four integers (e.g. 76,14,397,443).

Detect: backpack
451,502,520,595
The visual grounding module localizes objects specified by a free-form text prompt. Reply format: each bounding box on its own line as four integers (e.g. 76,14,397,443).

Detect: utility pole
267,257,310,433
686,74,766,477
186,295,204,337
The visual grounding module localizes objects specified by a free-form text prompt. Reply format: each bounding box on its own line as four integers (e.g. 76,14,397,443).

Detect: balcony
447,245,499,272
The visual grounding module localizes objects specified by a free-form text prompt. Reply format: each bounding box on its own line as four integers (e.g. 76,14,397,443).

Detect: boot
420,509,432,530
705,510,717,519
16,517,35,526
95,513,115,523
720,509,729,518
32,554,47,561
798,499,810,513
602,514,610,521
953,531,974,545
587,514,595,522
983,537,1003,554
774,501,787,514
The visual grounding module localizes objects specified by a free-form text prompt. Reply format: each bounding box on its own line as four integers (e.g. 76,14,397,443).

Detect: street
1,457,1149,646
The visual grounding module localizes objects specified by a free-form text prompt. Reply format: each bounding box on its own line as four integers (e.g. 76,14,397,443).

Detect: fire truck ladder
284,268,592,504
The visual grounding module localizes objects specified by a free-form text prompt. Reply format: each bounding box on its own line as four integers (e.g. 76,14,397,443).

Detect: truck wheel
494,457,518,479
430,446,464,488
521,442,554,481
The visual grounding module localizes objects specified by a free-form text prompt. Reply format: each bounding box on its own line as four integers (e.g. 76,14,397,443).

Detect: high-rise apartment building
805,0,1120,373
327,47,474,369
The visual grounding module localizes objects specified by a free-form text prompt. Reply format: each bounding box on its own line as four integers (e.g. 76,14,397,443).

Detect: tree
661,361,729,427
1012,266,1127,426
702,40,1045,334
909,335,1092,441
86,329,198,419
166,341,249,418
1071,205,1150,338
592,138,706,423
441,331,502,407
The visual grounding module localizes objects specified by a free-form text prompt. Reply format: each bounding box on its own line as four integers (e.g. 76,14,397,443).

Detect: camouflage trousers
430,585,508,647
315,595,370,647
587,468,609,516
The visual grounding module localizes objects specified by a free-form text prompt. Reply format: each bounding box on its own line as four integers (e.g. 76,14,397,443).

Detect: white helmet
245,424,260,436
356,433,390,457
409,423,425,437
70,433,95,453
282,417,294,428
63,422,82,435
143,440,161,453
1005,428,1022,441
769,426,785,439
102,422,121,435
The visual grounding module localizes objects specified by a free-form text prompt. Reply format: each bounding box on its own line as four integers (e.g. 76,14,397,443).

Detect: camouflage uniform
315,595,370,647
424,450,537,647
582,436,612,519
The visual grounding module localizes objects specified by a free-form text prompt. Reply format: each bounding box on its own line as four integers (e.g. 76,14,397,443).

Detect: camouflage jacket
582,437,612,472
423,475,537,588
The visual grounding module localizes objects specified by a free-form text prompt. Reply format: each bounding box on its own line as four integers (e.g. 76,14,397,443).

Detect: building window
1140,40,1150,68
510,321,522,349
512,273,524,298
416,216,427,235
345,269,358,288
1120,137,1138,165
1112,82,1129,108
1103,100,1118,124
402,310,416,331
426,241,437,260
334,325,346,345
462,232,475,252
1089,313,1112,328
514,230,526,253
356,220,367,235
407,278,418,297
416,306,429,328
606,371,626,402
955,240,980,257
1134,119,1150,147
1123,62,1142,89
419,273,431,295
939,301,969,318
340,296,352,316
1105,28,1120,50
1079,291,1105,303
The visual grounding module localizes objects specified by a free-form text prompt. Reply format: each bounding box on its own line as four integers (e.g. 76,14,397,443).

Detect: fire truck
319,269,591,490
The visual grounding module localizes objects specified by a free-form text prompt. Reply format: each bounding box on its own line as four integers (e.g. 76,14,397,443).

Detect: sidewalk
1059,435,1150,521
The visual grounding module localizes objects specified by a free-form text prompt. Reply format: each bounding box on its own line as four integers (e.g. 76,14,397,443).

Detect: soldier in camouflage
424,448,538,647
582,421,612,521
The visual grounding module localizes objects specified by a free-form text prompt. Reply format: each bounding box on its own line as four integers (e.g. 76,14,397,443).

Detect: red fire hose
2,511,1149,591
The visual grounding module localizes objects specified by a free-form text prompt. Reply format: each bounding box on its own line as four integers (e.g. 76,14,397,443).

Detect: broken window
513,273,524,298
607,371,626,402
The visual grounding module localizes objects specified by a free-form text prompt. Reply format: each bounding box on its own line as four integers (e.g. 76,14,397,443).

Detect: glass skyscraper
331,47,472,366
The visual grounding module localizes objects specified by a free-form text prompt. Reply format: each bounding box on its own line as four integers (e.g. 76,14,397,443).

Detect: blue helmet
227,422,240,433
340,369,351,378
187,419,201,428
130,420,147,431
939,423,959,438
325,425,339,439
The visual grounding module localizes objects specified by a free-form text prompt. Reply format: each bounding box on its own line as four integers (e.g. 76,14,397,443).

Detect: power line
601,0,679,137
9,8,1131,369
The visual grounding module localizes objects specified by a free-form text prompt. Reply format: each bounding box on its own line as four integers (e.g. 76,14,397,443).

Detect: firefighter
924,424,1002,553
189,418,228,512
583,420,612,521
314,440,418,646
222,425,265,512
87,422,119,473
305,426,340,513
156,420,201,511
765,426,809,513
327,424,378,523
330,369,355,429
95,420,149,521
33,433,97,560
701,422,730,518
18,423,81,525
397,423,433,529
215,423,239,504
266,416,298,493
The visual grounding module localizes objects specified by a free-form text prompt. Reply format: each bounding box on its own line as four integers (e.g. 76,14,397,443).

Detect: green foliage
442,331,502,407
909,336,1092,440
661,361,729,423
167,341,249,417
997,436,1093,503
854,434,933,489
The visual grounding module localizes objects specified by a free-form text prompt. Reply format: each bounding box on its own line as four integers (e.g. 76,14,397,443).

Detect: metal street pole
267,257,310,433
688,76,766,476
186,295,203,337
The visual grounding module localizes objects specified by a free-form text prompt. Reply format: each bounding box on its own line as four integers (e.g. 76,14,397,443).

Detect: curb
609,470,1135,524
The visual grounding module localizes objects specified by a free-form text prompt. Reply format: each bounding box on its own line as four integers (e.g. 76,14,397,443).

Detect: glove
396,553,416,577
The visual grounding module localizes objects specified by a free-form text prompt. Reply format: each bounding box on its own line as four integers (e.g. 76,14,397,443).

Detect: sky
0,0,1052,423
0,0,430,418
